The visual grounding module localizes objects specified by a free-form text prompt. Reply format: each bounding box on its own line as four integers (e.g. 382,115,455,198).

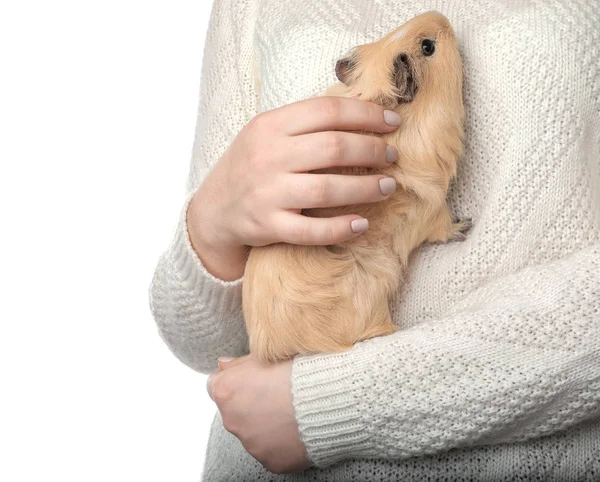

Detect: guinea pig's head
335,11,462,109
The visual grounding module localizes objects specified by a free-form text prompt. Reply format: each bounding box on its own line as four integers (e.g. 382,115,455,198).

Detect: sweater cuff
291,346,380,468
170,190,244,314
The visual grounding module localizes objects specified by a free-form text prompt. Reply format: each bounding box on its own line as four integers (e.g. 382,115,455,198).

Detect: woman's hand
206,355,312,475
187,97,402,280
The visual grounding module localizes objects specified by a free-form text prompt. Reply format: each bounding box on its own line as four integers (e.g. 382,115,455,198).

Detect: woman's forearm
291,242,600,468
149,192,248,374
148,0,259,373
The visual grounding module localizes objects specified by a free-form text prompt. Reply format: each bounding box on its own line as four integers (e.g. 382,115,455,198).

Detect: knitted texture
148,0,600,479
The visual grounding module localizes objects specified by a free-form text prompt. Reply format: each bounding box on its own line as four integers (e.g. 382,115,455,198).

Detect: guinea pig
242,11,469,363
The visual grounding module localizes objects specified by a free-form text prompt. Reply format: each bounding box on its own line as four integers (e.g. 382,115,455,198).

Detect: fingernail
386,145,398,163
384,110,402,126
379,178,397,195
218,357,235,364
351,218,369,233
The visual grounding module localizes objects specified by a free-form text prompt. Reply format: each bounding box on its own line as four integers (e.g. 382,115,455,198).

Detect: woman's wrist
187,190,248,281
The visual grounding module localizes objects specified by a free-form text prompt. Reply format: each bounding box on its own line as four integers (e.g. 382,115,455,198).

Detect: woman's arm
149,0,259,374
292,241,600,468
149,0,405,375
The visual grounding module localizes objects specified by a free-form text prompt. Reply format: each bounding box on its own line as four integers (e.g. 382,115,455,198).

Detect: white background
0,1,217,480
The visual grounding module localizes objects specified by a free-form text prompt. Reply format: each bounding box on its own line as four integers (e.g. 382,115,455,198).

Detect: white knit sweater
149,0,600,480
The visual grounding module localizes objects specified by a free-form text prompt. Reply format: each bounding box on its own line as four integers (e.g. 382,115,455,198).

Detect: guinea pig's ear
393,53,418,103
335,57,355,85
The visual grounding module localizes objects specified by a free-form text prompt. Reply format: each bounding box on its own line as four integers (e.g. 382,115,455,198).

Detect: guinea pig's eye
421,39,435,57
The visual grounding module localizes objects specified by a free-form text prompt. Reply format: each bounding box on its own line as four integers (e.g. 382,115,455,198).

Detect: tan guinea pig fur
242,11,469,364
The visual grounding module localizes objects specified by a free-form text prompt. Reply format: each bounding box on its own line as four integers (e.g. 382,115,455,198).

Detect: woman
149,0,600,480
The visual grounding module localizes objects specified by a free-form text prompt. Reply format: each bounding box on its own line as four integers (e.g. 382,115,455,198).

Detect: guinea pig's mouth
393,53,418,104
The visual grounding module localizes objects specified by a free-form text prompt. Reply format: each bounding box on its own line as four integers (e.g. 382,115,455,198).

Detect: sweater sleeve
291,241,600,468
148,0,259,374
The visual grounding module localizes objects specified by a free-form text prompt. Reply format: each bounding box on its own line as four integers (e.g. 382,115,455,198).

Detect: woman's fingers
279,173,397,209
272,97,402,136
197,97,404,251
217,355,249,371
287,131,397,172
274,212,371,246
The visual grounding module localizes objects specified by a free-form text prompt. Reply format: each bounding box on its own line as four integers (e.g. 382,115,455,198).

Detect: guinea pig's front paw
449,218,473,241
